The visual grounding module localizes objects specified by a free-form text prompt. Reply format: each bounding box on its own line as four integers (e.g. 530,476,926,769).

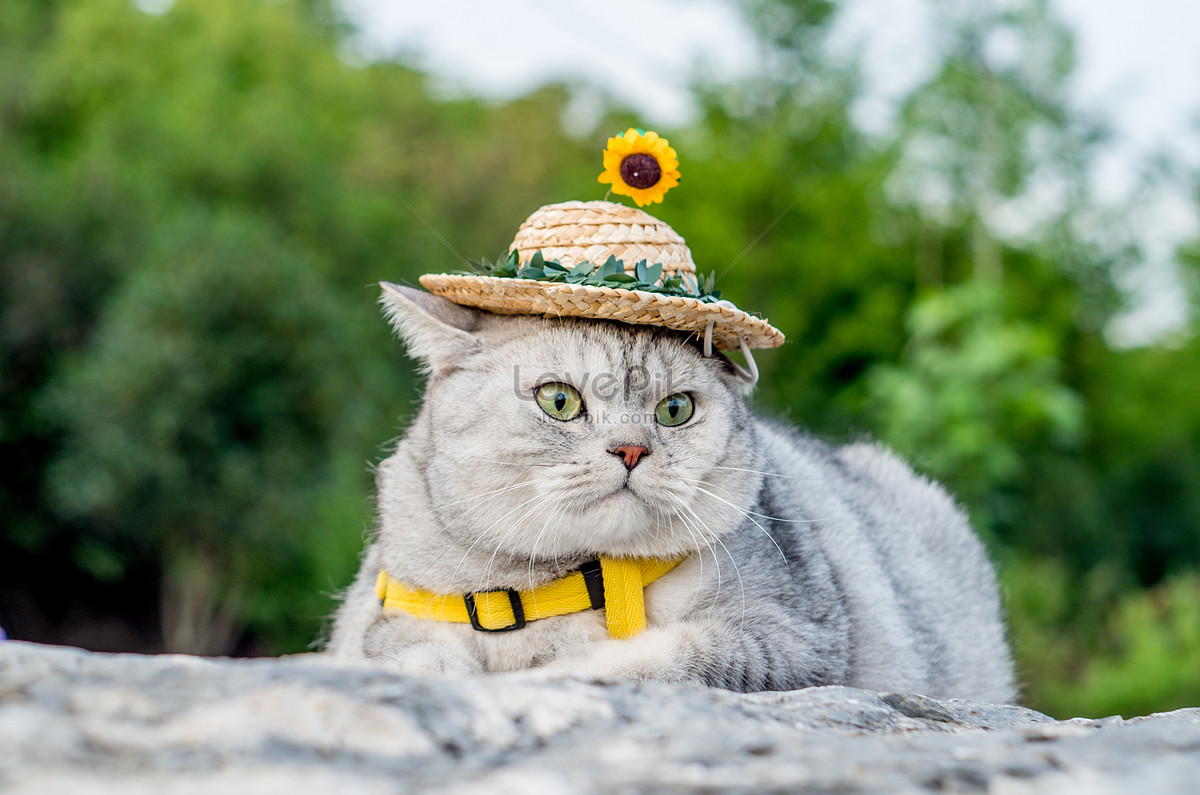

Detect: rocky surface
2,641,1199,793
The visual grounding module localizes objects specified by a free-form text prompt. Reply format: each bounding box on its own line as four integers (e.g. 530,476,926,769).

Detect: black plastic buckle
579,560,606,610
464,588,526,632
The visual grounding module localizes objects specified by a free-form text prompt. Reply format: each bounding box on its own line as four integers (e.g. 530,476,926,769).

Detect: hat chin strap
703,322,759,386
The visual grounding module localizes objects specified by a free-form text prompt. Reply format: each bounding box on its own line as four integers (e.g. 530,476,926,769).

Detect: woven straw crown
419,200,784,351
510,200,696,277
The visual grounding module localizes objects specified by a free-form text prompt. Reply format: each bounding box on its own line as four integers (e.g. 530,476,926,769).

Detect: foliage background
3,0,1199,720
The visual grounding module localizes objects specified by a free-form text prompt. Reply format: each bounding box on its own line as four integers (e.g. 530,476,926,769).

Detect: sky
340,0,1199,158
341,0,1199,343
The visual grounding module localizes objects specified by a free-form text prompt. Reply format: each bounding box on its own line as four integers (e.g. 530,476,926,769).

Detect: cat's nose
609,444,650,470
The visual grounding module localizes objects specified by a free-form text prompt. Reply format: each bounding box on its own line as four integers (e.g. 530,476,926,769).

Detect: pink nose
610,444,650,470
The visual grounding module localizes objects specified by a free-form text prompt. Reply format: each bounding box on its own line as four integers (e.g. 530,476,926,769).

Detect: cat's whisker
666,501,710,594
665,493,726,614
405,479,544,568
489,489,568,583
525,512,553,596
482,515,525,592
676,480,856,611
680,463,820,481
672,470,792,569
672,476,813,628
405,478,542,531
681,485,853,612
465,457,563,468
480,491,556,569
675,497,746,624
712,537,749,631
673,475,822,525
662,494,716,613
525,499,573,612
438,489,553,589
524,501,575,595
652,498,708,601
690,484,789,566
483,487,564,590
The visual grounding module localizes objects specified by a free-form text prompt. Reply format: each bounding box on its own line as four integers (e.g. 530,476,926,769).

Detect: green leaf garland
462,251,724,303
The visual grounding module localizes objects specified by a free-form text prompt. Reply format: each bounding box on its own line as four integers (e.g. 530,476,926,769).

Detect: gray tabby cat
327,283,1015,702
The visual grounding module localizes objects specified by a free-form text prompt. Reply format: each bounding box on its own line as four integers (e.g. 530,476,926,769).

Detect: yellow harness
376,556,684,639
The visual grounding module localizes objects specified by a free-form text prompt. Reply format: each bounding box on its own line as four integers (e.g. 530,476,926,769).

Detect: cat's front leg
538,613,845,692
362,615,484,676
534,619,724,686
542,626,701,684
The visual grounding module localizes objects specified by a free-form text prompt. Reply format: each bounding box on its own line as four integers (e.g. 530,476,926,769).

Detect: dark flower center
620,154,661,189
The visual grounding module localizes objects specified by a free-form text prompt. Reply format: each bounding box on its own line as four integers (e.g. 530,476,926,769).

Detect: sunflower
597,128,681,207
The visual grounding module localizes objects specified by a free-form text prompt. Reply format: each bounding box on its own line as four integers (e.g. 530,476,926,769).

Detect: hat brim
419,273,785,351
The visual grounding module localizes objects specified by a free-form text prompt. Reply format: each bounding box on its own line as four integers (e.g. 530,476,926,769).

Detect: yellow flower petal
609,139,633,157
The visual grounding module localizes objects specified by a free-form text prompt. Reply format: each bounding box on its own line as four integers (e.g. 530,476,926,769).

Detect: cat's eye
655,393,694,427
535,382,583,421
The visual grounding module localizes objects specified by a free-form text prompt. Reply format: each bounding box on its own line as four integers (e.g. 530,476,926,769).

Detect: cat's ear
379,282,484,374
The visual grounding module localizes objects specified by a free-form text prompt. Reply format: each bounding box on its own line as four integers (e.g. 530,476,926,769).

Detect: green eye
655,393,694,427
535,382,583,421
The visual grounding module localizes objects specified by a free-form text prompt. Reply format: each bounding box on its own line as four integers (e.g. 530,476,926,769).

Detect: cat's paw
375,640,483,676
364,615,482,676
535,630,694,684
500,667,588,685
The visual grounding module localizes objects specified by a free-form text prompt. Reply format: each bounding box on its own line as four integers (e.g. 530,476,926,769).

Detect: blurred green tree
868,0,1116,512
43,212,388,653
867,282,1084,511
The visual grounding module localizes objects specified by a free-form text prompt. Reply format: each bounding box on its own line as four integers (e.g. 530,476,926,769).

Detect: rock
2,641,1199,793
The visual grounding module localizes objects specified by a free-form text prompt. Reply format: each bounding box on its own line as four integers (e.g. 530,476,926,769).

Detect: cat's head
377,283,763,561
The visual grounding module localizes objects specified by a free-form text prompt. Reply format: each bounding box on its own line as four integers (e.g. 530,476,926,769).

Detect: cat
326,282,1016,702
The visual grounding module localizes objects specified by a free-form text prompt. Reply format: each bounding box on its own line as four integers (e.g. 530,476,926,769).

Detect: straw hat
418,131,785,357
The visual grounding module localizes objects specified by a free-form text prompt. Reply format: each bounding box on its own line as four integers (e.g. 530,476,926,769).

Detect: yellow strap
600,558,642,639
375,555,684,638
